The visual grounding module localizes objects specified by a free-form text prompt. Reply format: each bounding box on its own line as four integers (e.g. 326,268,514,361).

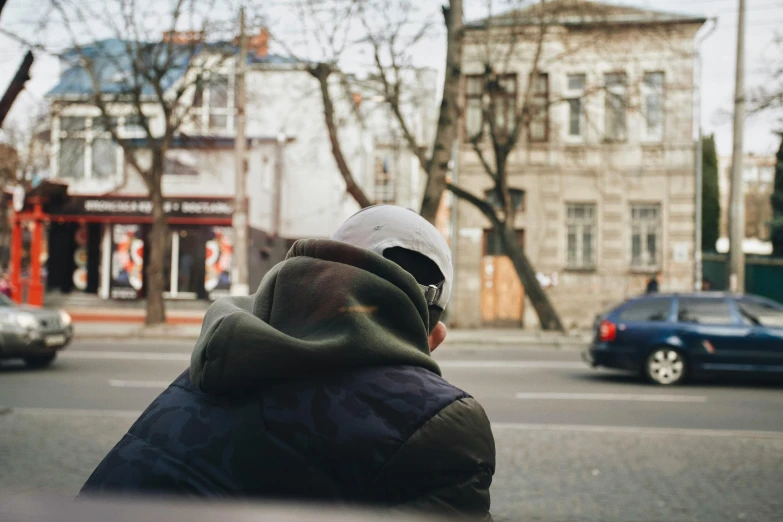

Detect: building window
631,203,661,269
193,73,234,133
465,75,484,140
57,116,119,180
492,74,517,138
566,203,596,269
122,114,147,136
464,74,517,140
92,138,117,178
484,228,524,256
208,74,230,129
59,137,86,179
374,155,396,204
604,72,627,142
484,188,525,212
642,72,664,142
566,74,586,138
528,72,548,142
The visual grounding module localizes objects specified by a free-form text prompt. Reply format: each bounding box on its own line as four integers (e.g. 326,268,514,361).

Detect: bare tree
371,0,697,330
47,0,238,324
265,0,375,209
272,0,461,215
748,32,783,122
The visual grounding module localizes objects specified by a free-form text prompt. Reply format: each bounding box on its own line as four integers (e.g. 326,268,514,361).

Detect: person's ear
428,321,447,352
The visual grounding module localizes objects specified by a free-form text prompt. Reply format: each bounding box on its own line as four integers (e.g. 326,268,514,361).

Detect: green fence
702,253,783,304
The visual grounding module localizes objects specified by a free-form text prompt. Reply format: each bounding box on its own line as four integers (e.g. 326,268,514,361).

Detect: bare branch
308,62,374,208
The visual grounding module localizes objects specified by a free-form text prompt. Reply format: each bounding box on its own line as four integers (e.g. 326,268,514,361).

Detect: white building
42,31,437,302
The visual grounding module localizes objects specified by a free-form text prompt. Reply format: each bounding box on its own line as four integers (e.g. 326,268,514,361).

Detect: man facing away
81,205,496,519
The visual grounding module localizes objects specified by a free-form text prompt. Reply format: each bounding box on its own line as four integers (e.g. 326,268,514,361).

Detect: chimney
247,28,269,58
234,28,269,57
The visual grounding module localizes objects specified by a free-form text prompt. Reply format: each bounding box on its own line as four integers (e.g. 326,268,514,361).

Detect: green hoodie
190,238,442,396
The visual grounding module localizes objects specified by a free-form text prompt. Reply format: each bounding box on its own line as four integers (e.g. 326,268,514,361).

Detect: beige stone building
448,1,705,329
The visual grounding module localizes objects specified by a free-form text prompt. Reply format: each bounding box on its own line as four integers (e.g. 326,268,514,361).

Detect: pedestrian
80,205,496,519
702,278,713,291
646,272,660,293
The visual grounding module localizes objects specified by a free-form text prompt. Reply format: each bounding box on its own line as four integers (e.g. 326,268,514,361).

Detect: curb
444,340,588,351
71,329,588,349
70,315,204,325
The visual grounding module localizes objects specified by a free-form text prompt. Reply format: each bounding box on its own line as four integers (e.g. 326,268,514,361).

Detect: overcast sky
1,0,781,157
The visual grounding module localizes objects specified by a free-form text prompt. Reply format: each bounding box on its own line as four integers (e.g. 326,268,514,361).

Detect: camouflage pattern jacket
81,240,495,518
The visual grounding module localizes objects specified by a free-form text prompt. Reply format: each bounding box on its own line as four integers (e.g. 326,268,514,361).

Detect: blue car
585,292,783,385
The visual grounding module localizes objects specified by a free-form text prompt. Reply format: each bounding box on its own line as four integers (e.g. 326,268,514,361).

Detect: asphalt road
1,338,782,521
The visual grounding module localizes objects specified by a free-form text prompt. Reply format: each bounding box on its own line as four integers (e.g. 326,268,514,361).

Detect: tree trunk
498,222,565,332
144,154,167,326
310,63,373,209
420,0,463,224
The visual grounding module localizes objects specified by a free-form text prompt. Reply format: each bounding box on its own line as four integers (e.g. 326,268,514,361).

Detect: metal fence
702,253,783,304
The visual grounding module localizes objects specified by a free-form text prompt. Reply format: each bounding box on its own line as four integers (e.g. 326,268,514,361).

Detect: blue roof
48,39,194,97
48,38,300,98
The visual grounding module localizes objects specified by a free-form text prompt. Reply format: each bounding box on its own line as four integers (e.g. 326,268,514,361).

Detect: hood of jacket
190,238,441,396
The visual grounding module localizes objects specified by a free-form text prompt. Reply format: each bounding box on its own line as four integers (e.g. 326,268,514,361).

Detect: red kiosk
7,181,69,306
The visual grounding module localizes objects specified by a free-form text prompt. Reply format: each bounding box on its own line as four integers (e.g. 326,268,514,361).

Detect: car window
677,297,734,325
619,298,672,322
736,298,783,327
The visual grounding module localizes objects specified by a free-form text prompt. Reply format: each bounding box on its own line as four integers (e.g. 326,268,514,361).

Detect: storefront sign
51,196,233,219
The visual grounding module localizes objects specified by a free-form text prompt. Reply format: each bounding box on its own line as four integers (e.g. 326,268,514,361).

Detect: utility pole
694,20,718,291
231,7,249,296
272,132,285,236
728,0,746,293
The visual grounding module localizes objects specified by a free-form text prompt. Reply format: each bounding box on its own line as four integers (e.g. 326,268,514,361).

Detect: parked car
584,292,783,385
0,294,73,368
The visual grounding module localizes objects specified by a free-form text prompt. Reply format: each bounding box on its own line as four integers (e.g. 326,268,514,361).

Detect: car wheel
644,347,687,385
23,353,57,369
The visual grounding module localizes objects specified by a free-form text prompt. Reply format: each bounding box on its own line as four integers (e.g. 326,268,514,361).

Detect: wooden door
481,229,525,326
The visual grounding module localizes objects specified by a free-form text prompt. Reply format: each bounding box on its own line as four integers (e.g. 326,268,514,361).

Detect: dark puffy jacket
81,239,495,518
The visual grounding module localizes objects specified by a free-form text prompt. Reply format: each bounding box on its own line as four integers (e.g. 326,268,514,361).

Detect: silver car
0,294,73,368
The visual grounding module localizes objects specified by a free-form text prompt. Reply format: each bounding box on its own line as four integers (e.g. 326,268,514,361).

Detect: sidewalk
72,315,590,349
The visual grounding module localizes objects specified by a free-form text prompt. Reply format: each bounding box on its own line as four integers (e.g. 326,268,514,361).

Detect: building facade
40,32,380,303
449,2,705,329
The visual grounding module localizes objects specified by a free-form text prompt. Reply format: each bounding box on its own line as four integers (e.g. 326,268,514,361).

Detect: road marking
439,360,584,369
514,392,707,403
492,423,783,439
62,351,190,361
9,407,141,418
108,380,171,388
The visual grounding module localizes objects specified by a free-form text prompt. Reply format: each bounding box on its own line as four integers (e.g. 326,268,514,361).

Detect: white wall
245,67,373,238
